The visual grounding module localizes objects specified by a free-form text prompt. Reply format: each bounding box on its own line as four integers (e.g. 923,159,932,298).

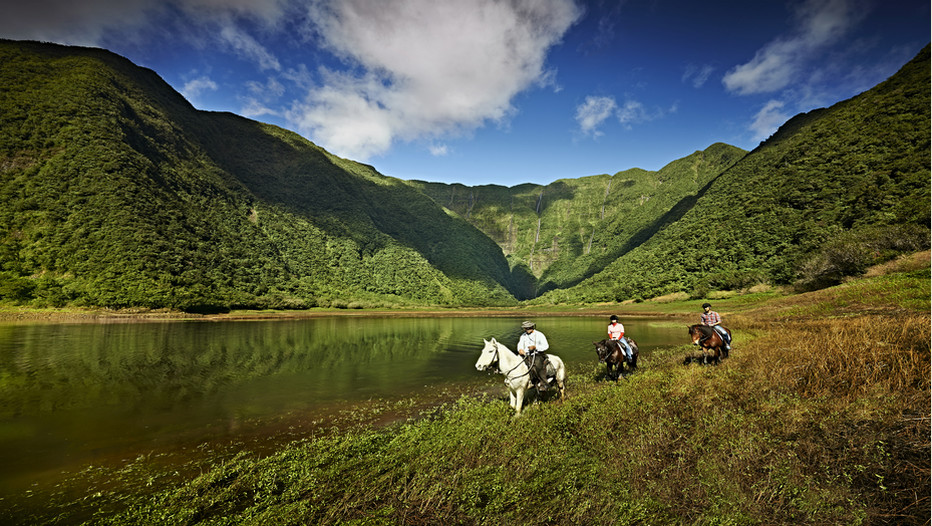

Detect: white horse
474,338,566,416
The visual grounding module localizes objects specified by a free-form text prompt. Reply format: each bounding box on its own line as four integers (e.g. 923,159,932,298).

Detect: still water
0,315,684,499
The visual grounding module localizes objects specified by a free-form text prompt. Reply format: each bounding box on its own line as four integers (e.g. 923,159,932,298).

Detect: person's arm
535,333,549,353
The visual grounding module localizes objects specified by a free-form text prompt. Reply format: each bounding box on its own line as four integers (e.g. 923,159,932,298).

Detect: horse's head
475,338,500,371
593,340,610,362
687,324,710,346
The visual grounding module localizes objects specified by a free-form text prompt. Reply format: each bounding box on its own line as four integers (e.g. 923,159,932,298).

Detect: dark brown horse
593,337,638,381
687,324,731,363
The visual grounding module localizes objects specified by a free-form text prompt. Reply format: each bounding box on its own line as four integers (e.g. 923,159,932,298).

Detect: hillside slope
542,44,931,303
0,40,519,310
408,142,746,297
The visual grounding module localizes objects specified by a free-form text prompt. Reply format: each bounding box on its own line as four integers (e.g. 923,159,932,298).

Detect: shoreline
0,305,694,323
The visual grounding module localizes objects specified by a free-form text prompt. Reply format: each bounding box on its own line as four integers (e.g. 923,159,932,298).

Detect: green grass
5,264,929,525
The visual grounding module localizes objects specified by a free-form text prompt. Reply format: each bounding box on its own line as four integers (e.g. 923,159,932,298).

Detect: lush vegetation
15,260,924,525
0,40,519,311
534,45,930,304
0,40,928,312
409,142,747,296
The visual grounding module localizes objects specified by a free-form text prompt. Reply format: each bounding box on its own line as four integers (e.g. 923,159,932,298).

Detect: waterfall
601,180,612,219
534,190,543,243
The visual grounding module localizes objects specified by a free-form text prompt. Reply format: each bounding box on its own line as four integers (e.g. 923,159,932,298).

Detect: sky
2,0,929,187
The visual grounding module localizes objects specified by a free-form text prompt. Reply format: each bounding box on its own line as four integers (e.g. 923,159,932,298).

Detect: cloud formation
287,0,582,160
575,96,617,137
575,95,674,136
722,0,865,95
749,100,791,141
682,64,715,88
182,76,219,101
1,0,288,68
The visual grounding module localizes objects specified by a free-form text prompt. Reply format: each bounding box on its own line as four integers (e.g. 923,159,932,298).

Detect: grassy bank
69,266,926,526
2,262,927,525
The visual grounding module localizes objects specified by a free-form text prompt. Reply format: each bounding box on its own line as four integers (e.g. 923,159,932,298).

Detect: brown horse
593,337,638,381
687,324,731,363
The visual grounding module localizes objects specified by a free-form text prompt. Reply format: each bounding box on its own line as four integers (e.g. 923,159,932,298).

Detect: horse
593,337,638,381
687,324,732,364
474,338,566,416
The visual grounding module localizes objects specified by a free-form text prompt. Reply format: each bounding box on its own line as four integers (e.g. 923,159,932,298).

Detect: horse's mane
691,324,714,337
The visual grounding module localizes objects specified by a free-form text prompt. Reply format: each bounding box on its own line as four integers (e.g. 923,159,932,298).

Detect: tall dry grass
739,314,930,400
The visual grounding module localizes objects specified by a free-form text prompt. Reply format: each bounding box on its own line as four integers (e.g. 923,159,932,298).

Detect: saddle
608,338,632,362
701,325,731,346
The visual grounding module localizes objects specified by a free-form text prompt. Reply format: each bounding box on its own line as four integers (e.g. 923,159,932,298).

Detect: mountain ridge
0,39,928,310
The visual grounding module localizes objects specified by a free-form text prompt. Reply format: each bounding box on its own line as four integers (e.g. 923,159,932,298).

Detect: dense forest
0,40,928,310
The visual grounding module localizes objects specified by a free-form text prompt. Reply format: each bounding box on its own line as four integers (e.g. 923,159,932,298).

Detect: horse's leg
513,387,525,416
508,388,517,410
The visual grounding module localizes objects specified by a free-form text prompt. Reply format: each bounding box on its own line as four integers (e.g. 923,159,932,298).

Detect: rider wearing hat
608,314,634,362
700,303,731,350
517,321,550,391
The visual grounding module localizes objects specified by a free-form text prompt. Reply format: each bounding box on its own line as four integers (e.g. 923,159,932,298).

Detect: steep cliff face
409,142,747,294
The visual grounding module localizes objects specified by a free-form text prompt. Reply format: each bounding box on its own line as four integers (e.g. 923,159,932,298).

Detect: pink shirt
608,322,624,340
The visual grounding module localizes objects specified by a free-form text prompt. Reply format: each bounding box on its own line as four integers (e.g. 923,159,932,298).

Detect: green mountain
538,44,931,304
0,40,928,310
0,40,521,311
408,142,746,297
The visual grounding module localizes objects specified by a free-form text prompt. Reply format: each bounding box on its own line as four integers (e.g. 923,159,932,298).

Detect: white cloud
617,100,649,126
575,96,617,137
182,76,218,99
288,0,582,160
240,99,280,119
0,0,155,45
218,24,281,71
682,64,715,88
723,0,866,95
576,95,674,136
429,144,449,156
0,0,287,70
246,77,285,98
750,100,790,141
617,99,671,128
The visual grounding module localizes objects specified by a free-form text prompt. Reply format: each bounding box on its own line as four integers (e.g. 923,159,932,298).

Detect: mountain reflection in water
0,315,684,499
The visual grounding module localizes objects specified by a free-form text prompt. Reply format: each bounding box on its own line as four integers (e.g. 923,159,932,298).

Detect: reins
491,342,533,379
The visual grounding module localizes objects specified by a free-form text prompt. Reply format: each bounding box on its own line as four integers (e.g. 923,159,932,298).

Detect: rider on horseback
517,321,550,391
608,315,634,363
700,303,731,350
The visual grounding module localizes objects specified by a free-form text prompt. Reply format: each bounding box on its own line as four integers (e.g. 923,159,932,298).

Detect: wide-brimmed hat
521,321,536,329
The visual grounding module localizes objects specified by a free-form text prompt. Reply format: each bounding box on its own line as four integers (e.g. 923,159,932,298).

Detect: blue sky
3,0,928,187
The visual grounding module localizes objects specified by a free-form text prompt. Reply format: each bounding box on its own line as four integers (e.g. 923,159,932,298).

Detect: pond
0,315,686,512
